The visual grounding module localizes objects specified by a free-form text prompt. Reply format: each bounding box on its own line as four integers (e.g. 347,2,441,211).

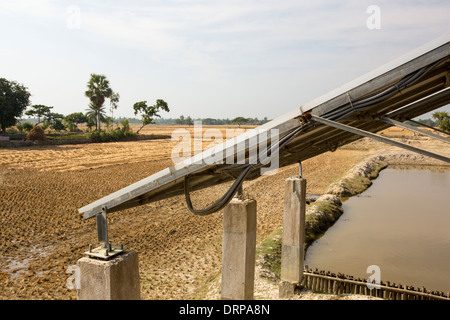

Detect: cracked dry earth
0,125,448,300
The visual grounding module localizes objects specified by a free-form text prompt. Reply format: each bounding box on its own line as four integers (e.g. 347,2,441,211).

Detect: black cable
184,164,255,215
184,124,305,215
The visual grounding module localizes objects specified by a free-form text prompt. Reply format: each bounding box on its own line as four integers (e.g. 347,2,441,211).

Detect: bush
51,120,66,132
120,119,130,132
41,122,50,131
22,122,34,132
16,123,24,133
88,129,136,143
26,126,46,141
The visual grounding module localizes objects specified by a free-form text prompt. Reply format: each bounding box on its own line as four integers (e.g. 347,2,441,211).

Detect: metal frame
311,115,450,164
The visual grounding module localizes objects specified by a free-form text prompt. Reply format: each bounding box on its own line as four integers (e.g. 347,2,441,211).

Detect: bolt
89,244,92,252
105,249,109,257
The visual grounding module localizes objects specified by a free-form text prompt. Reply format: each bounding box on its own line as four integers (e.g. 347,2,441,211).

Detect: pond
304,168,450,293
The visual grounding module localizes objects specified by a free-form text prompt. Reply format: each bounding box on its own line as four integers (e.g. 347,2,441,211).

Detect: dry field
0,124,447,300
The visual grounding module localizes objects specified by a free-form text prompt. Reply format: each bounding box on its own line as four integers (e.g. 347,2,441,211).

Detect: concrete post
221,198,257,300
280,176,306,298
77,250,140,300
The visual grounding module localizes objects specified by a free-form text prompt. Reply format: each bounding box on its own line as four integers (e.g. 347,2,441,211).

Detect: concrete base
279,281,295,298
221,198,257,300
279,281,303,298
280,177,306,294
77,250,140,300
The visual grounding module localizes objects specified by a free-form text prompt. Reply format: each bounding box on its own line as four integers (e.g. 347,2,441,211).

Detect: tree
175,115,185,125
86,115,96,132
120,118,130,132
85,74,119,131
65,112,88,131
432,111,450,133
25,105,53,125
43,112,65,132
231,117,249,128
51,119,66,132
109,92,120,119
104,116,114,131
0,78,31,135
185,116,193,126
85,102,106,131
133,99,170,134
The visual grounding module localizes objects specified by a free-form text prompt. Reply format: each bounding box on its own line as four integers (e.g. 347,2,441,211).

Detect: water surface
304,168,450,292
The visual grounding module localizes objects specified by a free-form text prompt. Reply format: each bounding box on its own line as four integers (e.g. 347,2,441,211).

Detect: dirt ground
0,125,448,300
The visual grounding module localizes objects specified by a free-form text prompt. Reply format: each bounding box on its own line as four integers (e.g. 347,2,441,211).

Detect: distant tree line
1,75,273,137
409,119,436,127
11,75,449,136
162,115,270,126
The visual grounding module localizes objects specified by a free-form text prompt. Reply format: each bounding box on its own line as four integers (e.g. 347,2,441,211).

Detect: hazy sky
1,0,449,120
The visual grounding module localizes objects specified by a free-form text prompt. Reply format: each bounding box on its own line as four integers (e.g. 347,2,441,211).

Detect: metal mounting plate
84,245,124,260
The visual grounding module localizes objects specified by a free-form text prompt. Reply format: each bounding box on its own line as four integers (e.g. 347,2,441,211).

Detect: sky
0,0,449,120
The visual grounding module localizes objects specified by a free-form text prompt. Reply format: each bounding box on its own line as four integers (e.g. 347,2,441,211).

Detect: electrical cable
184,124,305,215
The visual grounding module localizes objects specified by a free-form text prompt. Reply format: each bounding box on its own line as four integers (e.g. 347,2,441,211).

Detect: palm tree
85,102,106,131
85,74,118,131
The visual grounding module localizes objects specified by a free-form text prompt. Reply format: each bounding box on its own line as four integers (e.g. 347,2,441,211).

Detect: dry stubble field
0,125,441,300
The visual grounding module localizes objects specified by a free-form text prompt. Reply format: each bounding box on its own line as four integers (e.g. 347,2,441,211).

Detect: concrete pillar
77,250,140,300
280,176,306,298
221,198,257,300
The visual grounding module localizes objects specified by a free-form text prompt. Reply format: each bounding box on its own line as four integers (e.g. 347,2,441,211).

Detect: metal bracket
311,115,450,164
85,206,124,260
346,92,355,111
298,107,312,124
235,185,244,200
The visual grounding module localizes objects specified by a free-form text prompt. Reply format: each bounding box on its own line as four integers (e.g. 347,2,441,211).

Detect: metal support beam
406,119,450,136
97,206,109,247
311,115,450,164
298,161,303,178
379,117,449,144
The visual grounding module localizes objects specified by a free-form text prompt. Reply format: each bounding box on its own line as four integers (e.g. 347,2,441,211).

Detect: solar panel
79,33,450,220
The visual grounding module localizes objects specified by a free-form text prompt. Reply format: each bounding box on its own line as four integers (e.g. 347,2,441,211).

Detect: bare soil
0,125,448,300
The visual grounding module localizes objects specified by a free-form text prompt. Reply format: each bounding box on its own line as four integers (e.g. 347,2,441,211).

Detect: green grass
256,228,283,280
47,133,89,140
88,129,137,142
305,201,344,248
